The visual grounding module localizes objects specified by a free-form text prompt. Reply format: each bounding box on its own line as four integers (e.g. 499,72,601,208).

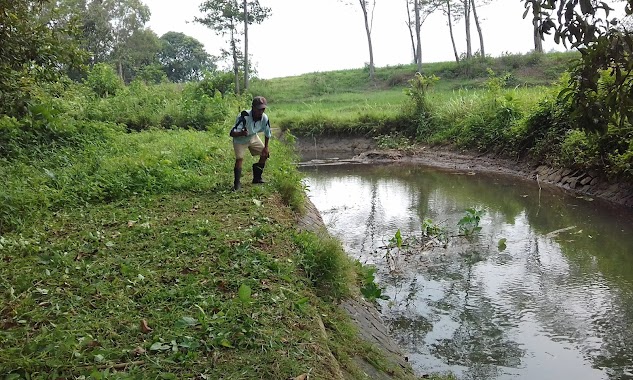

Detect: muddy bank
293,136,633,208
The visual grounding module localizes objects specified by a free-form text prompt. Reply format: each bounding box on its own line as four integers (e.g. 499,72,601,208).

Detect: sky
145,0,569,79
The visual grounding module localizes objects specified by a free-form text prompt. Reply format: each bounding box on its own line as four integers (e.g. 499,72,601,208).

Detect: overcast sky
145,0,569,79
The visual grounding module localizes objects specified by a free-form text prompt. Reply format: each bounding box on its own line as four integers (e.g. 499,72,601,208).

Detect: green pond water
301,162,633,380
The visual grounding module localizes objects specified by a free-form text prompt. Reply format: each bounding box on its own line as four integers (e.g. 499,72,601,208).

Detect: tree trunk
243,0,249,90
406,0,417,64
447,0,459,63
415,0,422,72
360,0,375,80
464,0,472,59
231,28,240,94
532,4,543,53
470,0,484,57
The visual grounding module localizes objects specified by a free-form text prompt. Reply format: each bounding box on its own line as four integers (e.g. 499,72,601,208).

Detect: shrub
85,63,123,98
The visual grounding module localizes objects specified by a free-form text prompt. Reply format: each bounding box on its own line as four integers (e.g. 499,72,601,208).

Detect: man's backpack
230,110,249,136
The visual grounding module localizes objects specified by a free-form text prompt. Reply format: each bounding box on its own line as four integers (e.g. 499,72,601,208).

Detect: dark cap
252,96,267,110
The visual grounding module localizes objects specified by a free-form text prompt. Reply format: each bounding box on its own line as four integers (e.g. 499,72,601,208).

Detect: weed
458,208,485,237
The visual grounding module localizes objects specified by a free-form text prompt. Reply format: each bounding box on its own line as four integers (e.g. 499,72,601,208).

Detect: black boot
252,163,266,184
233,167,242,191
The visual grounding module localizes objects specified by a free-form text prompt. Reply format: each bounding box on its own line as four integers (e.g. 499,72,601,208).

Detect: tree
196,0,269,94
461,0,472,58
158,32,214,82
406,0,442,72
0,0,85,116
444,0,460,62
119,28,161,82
108,0,151,80
39,0,151,78
341,0,377,80
470,0,484,57
242,0,270,90
524,0,633,133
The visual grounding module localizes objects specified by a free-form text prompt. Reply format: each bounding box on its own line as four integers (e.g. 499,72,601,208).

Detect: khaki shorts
234,134,265,159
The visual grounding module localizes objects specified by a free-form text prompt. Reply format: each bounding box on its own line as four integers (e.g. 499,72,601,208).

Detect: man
229,96,272,191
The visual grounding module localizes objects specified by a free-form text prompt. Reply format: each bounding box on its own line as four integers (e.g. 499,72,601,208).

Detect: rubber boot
252,163,266,184
233,167,242,191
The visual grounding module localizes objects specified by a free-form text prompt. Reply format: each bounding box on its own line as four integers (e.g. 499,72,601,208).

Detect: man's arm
262,136,270,158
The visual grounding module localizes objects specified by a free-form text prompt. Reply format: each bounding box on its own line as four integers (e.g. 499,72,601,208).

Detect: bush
85,63,123,98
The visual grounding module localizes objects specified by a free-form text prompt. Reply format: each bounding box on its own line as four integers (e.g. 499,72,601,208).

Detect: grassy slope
0,128,415,379
251,51,578,127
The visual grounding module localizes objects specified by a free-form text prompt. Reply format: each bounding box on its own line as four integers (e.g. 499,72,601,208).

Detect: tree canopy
159,32,214,82
525,0,633,133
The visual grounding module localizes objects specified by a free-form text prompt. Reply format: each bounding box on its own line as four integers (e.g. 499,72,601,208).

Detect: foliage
85,63,124,97
159,31,214,82
457,208,485,237
374,132,417,151
136,63,168,84
525,0,633,133
197,70,237,97
0,0,85,116
356,262,388,302
118,28,162,83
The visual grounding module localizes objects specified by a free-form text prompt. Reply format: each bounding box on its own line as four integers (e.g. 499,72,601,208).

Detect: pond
300,162,633,380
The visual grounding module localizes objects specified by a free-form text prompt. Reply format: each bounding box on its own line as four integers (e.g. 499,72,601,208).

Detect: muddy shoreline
293,136,633,208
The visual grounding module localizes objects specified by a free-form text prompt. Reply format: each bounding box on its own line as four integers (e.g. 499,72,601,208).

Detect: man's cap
252,96,268,109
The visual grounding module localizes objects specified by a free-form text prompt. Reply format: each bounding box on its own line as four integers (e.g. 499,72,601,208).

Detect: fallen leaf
140,319,153,333
292,374,308,380
132,346,146,356
127,220,137,228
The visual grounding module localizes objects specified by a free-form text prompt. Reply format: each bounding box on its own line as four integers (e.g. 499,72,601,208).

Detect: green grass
0,117,419,379
252,51,579,138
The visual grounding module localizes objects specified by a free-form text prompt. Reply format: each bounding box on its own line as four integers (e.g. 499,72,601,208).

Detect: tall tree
40,0,151,76
524,0,633,132
241,0,270,90
243,0,250,90
159,32,214,82
108,0,151,80
196,0,269,94
405,0,442,71
461,0,472,59
529,0,544,52
340,0,377,80
119,28,161,82
360,0,377,80
470,0,484,56
445,0,460,62
440,0,466,62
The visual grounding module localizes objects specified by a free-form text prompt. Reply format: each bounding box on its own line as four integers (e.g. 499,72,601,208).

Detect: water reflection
301,162,633,380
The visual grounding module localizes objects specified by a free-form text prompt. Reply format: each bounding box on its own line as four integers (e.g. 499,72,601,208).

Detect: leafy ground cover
0,110,418,378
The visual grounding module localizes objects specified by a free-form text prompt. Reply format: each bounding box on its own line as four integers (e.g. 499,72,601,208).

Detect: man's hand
241,129,249,136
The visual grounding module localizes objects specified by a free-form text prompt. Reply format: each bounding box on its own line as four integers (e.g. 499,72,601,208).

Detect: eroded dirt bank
293,136,633,208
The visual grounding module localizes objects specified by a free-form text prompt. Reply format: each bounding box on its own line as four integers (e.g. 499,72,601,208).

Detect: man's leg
233,142,246,191
233,159,243,191
250,136,268,184
252,154,267,184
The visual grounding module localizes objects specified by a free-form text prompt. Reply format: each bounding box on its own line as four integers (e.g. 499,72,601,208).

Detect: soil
292,136,633,208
